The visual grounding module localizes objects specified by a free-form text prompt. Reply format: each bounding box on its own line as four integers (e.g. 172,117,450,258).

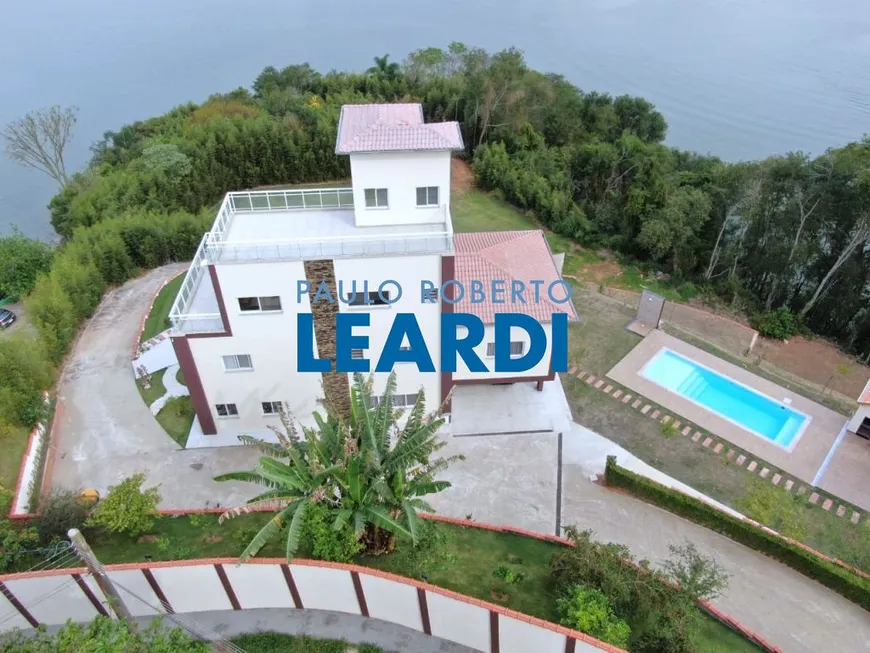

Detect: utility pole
68,528,137,629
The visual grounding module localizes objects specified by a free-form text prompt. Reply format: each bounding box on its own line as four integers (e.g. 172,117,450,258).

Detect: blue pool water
641,349,807,448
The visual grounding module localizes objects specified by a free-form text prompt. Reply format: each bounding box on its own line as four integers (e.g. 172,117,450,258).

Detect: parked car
0,309,15,329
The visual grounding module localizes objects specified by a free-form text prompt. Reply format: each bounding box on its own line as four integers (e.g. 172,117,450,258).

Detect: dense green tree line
4,42,870,432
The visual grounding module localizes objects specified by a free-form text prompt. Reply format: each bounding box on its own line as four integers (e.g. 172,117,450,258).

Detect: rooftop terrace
169,187,453,334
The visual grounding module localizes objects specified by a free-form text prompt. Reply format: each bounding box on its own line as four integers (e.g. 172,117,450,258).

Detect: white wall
848,405,870,433
334,255,442,408
105,569,163,616
189,260,323,435
151,565,233,614
222,563,295,610
290,565,360,614
0,562,619,652
359,572,423,632
452,322,553,381
4,575,98,625
500,614,565,653
349,151,452,227
426,591,491,652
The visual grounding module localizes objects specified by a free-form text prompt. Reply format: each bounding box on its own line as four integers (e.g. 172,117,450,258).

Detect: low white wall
847,405,870,433
0,560,620,652
10,393,50,517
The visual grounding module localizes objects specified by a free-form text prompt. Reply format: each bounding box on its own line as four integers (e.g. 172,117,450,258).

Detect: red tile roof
858,378,870,404
335,104,463,155
453,231,578,324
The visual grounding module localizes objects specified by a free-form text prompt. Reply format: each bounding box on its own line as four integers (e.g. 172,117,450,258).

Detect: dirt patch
137,534,160,544
451,157,474,192
756,336,870,400
204,534,223,544
579,260,623,283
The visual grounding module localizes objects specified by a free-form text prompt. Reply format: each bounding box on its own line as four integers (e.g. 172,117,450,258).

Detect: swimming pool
640,348,809,449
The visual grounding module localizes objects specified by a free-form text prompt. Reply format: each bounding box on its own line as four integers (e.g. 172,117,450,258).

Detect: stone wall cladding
304,259,351,420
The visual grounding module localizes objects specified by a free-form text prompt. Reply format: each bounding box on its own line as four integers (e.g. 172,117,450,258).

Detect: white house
168,103,577,439
848,379,870,438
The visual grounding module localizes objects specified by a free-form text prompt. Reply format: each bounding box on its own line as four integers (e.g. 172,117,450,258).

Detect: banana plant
215,372,462,561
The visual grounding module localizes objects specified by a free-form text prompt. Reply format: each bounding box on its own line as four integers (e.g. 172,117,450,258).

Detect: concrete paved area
608,329,847,484
818,431,870,512
22,608,475,653
430,415,870,653
450,381,562,436
47,265,261,509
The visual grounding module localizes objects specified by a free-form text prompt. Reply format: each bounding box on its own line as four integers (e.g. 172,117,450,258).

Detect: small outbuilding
847,379,870,439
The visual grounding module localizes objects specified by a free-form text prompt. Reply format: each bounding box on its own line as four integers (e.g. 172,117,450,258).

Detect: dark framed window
485,342,525,357
262,401,282,415
216,403,238,417
372,393,418,408
416,186,439,207
238,296,282,312
347,290,391,307
364,188,389,208
222,354,253,370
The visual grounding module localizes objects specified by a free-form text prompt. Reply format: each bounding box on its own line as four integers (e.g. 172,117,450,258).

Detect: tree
0,231,53,300
0,616,205,652
216,372,460,561
637,186,712,271
3,106,77,187
367,54,400,80
0,335,53,427
661,540,730,602
86,473,161,537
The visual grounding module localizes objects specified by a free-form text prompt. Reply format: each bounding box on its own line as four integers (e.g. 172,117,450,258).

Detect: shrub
0,336,53,427
302,503,362,563
0,616,206,652
750,307,797,340
86,473,161,537
0,231,53,300
155,535,193,561
492,563,525,584
0,520,39,573
604,455,870,610
556,585,631,649
36,487,89,545
661,541,729,602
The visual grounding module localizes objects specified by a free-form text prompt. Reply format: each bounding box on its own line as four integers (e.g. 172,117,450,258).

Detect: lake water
2,0,868,240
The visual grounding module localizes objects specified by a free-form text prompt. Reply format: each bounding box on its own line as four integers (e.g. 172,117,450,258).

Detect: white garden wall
0,559,621,653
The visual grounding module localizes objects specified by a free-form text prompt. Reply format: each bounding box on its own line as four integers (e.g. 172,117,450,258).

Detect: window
238,296,282,312
222,354,253,371
262,401,283,415
215,403,238,418
485,342,525,357
372,393,418,408
364,188,389,208
350,348,365,360
416,186,439,207
347,290,392,307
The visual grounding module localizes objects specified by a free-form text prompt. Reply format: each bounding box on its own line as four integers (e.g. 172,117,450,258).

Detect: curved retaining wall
0,557,624,653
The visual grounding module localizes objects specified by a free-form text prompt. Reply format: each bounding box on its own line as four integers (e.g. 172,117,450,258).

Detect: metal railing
168,189,453,333
168,234,210,330
227,187,355,213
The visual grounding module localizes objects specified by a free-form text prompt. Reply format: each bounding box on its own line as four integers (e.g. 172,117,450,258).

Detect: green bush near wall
604,456,870,611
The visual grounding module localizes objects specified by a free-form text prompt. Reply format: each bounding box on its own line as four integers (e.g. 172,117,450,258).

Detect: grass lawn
176,367,186,386
81,517,758,652
155,396,194,448
0,424,31,512
135,368,167,406
140,274,185,343
231,632,383,652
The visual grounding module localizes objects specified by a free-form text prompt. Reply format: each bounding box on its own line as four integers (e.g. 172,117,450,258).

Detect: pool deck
607,329,847,485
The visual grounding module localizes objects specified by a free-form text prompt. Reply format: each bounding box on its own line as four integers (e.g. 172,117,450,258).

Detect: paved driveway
46,265,261,510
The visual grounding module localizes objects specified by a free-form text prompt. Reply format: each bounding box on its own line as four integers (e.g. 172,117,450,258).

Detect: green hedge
604,455,870,610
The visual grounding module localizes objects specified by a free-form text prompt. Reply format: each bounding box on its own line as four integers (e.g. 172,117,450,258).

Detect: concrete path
47,265,261,509
150,364,190,416
431,429,870,653
24,608,475,653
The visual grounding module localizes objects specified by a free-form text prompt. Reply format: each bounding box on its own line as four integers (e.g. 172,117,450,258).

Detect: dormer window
416,186,439,207
364,188,389,209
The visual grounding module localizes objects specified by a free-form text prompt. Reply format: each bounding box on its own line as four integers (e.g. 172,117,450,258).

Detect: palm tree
215,372,460,561
367,54,401,80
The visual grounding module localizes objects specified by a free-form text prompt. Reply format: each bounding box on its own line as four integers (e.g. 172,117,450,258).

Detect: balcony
169,187,454,334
